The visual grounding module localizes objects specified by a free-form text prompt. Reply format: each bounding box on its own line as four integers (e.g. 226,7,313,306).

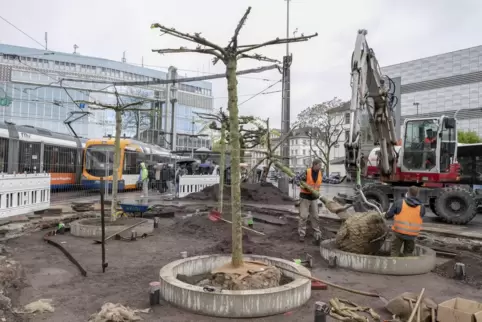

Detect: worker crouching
385,186,425,257
296,159,323,245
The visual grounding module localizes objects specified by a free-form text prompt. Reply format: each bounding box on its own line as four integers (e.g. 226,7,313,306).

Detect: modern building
382,45,482,137
0,44,213,150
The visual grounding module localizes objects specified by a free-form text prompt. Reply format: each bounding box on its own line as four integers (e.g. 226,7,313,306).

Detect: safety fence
178,175,220,198
0,172,50,218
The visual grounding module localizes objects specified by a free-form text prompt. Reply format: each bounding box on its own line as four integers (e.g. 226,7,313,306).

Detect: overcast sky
1,0,482,128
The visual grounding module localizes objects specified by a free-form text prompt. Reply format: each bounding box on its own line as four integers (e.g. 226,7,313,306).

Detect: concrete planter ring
159,254,311,318
320,239,436,276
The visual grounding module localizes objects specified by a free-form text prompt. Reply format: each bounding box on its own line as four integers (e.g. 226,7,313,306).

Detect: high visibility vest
141,165,148,181
392,200,423,237
300,168,322,194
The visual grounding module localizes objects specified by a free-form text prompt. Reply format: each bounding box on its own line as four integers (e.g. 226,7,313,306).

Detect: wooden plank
94,219,148,244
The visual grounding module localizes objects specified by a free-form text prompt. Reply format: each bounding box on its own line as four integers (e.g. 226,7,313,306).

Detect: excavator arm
345,29,399,185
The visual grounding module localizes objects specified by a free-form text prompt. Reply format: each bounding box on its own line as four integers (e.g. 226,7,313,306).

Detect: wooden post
454,262,466,280
149,281,160,306
154,217,159,229
314,301,329,322
131,230,137,241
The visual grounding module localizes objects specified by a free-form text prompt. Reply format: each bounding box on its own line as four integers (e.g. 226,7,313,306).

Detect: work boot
299,235,305,242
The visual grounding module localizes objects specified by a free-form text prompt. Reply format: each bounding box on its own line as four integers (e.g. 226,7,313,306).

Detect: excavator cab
399,116,457,178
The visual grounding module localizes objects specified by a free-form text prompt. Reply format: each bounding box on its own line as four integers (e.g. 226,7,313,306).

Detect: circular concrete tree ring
159,254,311,318
320,239,436,275
70,218,153,238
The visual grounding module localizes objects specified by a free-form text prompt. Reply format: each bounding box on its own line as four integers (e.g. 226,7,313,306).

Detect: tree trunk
218,123,226,212
239,137,245,161
111,109,122,220
325,148,330,175
226,57,243,268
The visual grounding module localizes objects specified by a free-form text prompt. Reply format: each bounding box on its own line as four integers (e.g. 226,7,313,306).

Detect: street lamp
413,102,420,115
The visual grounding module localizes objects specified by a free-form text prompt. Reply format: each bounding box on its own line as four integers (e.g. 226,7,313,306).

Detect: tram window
124,151,138,174
44,145,77,173
19,142,41,173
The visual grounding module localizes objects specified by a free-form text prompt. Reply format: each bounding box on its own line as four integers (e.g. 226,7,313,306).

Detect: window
123,151,138,174
345,130,350,141
43,145,77,173
344,113,350,124
402,119,439,171
19,142,41,173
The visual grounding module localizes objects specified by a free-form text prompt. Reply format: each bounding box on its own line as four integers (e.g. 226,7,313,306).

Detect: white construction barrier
178,175,220,198
0,173,51,219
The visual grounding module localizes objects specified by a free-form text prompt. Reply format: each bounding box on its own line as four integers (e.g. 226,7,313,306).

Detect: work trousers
141,179,149,197
298,198,321,239
390,234,416,257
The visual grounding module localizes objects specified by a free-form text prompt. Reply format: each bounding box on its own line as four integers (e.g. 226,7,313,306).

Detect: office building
382,45,482,136
0,44,213,150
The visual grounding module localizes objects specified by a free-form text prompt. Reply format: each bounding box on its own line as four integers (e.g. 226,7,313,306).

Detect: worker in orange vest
295,159,323,245
385,186,425,256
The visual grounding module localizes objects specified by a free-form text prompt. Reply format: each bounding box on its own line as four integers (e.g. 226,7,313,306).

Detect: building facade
0,44,213,150
382,45,482,136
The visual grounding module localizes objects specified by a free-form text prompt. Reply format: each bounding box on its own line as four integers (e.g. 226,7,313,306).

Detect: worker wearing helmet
138,162,149,198
295,159,323,245
385,186,425,256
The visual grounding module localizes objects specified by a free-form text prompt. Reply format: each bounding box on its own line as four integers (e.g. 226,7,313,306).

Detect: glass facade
0,44,213,147
382,45,482,135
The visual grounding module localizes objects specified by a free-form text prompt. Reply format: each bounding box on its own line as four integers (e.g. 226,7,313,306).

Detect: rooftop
0,43,212,90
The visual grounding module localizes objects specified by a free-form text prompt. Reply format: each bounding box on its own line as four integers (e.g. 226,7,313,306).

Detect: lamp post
413,102,420,115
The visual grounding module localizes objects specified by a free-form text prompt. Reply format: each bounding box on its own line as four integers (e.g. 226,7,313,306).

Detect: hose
43,230,87,277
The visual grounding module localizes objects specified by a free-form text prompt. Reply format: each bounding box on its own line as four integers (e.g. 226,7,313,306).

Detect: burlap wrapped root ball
335,211,388,255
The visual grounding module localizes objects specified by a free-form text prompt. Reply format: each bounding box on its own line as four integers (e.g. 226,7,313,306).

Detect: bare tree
297,98,346,175
151,7,317,268
119,88,157,138
76,88,147,220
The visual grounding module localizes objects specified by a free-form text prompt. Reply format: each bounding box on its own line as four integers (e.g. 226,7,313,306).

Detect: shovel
208,210,265,236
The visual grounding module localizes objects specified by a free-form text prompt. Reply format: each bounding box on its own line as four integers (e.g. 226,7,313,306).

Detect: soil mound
433,252,482,288
183,182,294,204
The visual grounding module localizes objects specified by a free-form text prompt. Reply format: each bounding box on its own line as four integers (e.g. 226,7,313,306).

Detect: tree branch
229,7,252,49
152,47,224,61
150,23,226,54
238,53,281,63
238,33,318,54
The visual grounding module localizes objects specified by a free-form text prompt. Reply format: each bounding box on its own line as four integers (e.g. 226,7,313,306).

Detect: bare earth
6,211,482,322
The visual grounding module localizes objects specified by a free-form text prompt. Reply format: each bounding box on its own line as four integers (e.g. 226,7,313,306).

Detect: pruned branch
230,7,252,48
152,47,224,61
150,23,226,54
62,64,280,86
238,53,281,63
238,33,318,54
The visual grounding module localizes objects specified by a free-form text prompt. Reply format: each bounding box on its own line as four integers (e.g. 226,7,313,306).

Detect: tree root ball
335,211,389,255
201,261,282,291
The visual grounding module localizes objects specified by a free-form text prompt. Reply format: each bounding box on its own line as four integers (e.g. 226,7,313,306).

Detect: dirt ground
184,182,295,205
5,208,482,322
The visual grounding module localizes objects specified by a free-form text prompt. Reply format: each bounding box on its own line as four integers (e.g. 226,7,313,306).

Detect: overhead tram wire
0,15,45,49
238,80,282,106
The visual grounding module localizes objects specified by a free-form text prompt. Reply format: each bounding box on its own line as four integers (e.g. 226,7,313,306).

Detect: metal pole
100,177,107,273
285,0,290,56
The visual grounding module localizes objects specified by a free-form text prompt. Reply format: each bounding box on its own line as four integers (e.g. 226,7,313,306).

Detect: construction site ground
3,200,482,321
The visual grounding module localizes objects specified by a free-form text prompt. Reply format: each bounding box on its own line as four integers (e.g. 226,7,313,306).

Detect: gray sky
1,0,482,127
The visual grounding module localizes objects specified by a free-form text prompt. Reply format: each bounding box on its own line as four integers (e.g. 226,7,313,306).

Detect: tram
81,138,173,190
0,122,85,188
